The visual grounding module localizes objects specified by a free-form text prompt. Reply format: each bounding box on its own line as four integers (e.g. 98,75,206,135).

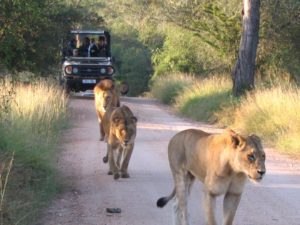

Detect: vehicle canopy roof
70,30,108,35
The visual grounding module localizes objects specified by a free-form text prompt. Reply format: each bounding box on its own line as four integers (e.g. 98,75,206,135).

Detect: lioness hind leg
223,192,241,225
100,122,105,141
172,171,191,225
120,144,134,178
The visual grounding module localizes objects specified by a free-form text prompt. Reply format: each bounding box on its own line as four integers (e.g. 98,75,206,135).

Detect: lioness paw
121,172,130,178
114,173,120,180
103,156,108,163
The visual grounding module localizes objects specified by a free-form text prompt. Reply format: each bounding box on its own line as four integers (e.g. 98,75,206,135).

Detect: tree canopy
1,0,299,94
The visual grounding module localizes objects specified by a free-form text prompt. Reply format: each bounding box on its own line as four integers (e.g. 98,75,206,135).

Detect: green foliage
174,75,233,122
108,22,152,96
258,0,300,81
150,74,195,104
0,0,104,74
152,26,207,78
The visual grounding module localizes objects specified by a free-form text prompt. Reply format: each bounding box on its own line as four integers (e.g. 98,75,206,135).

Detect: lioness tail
156,188,176,208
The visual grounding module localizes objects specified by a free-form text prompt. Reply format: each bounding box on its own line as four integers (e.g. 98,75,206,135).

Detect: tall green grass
150,73,195,104
175,76,233,122
0,78,68,224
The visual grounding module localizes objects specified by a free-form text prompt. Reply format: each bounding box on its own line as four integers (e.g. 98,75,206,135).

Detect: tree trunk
232,0,260,96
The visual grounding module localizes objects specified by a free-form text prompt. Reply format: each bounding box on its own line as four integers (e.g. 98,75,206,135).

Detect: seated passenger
96,36,108,57
72,49,79,57
67,38,76,56
78,37,90,57
88,38,99,57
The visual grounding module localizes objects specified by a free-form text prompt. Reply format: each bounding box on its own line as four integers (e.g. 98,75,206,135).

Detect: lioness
157,128,266,225
103,105,137,180
94,79,120,141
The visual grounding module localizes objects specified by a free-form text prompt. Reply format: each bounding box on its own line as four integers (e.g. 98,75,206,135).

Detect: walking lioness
94,79,120,141
104,105,137,180
157,128,266,225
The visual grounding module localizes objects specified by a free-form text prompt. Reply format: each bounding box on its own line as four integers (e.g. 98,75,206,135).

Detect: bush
150,74,195,104
175,75,232,122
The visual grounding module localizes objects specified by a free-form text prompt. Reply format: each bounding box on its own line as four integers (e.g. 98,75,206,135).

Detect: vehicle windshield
65,33,109,58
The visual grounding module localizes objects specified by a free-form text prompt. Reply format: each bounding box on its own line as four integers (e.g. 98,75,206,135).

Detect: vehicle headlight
72,67,79,73
100,68,106,74
65,65,72,75
107,66,114,75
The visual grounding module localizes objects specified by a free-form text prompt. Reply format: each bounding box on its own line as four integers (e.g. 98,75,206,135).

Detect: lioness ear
231,135,245,149
225,128,245,150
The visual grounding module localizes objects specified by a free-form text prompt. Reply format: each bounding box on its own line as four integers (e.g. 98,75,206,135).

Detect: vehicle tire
120,82,129,96
63,82,71,95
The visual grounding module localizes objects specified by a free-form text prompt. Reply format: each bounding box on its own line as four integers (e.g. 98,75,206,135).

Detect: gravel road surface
38,96,300,225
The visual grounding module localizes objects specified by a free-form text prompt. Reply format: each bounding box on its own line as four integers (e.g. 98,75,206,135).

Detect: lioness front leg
223,192,241,225
203,190,217,225
107,143,120,180
116,146,123,169
120,144,134,178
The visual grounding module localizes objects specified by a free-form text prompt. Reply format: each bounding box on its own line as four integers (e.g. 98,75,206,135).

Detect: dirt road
39,97,300,225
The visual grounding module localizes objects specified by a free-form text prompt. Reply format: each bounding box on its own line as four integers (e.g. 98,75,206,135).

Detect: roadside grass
0,78,68,224
151,73,300,156
175,76,233,122
227,86,300,155
150,73,195,104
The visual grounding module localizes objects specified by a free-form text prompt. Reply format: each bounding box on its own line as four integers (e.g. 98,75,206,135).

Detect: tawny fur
102,105,137,180
94,79,120,141
157,128,266,225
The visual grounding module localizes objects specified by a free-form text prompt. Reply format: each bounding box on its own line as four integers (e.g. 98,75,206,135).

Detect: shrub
150,74,195,104
175,75,232,122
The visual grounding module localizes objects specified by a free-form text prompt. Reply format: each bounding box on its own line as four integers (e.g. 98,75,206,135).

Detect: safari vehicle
61,30,115,93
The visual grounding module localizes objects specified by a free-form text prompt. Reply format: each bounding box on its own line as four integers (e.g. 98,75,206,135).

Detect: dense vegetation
1,0,299,92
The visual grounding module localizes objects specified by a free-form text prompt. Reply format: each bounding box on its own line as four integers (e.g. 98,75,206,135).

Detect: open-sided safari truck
61,30,115,93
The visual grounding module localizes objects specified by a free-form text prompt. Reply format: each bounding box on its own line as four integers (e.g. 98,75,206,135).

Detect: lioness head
226,129,266,181
111,105,137,147
94,79,116,111
101,90,114,110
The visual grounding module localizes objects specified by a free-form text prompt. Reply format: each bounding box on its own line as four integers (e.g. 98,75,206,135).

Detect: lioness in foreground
94,79,120,141
157,128,266,225
103,105,137,180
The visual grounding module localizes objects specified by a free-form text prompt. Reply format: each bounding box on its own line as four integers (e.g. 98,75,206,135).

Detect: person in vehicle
88,38,99,57
67,38,76,56
78,37,90,57
72,48,79,57
96,36,108,57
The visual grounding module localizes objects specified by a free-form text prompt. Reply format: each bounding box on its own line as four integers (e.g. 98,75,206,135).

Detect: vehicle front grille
77,65,102,77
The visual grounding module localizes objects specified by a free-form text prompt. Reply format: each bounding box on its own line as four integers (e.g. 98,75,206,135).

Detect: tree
232,0,260,96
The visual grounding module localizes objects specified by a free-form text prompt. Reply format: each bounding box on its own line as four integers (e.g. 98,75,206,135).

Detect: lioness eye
248,154,255,162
